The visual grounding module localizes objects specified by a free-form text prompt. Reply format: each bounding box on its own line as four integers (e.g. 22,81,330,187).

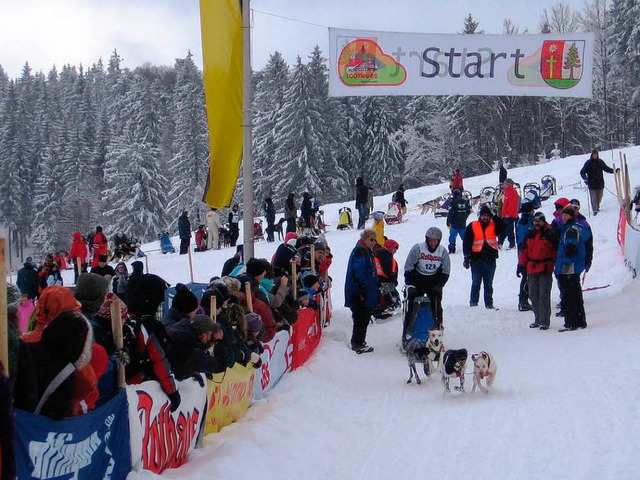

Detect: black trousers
179,238,190,255
559,274,586,328
229,224,239,246
350,300,371,347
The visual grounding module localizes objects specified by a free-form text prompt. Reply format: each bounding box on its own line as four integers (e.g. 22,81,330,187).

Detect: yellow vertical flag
200,0,243,208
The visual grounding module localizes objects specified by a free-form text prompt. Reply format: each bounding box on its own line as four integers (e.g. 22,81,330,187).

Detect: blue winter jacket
554,219,591,275
344,241,379,309
516,212,535,250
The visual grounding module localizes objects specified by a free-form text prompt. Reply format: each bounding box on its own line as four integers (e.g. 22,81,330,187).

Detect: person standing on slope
579,148,615,216
178,210,192,255
206,207,223,250
344,229,379,354
463,205,506,309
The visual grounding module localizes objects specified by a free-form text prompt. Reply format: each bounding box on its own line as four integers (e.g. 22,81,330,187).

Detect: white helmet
425,227,442,241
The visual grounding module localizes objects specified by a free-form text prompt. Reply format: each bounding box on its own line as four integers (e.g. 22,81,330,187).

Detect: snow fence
14,292,330,478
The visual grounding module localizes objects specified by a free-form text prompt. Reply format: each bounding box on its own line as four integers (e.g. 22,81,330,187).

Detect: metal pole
0,239,8,371
241,0,255,261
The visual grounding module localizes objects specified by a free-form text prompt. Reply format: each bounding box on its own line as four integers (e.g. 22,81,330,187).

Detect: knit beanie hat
73,273,110,318
554,197,570,209
126,273,169,316
131,261,144,274
96,292,129,321
384,239,399,251
246,312,263,334
245,258,267,277
533,211,547,223
561,206,576,219
569,198,581,208
479,205,493,217
313,241,327,252
504,178,515,186
303,274,319,289
171,283,199,314
189,314,220,335
200,287,224,317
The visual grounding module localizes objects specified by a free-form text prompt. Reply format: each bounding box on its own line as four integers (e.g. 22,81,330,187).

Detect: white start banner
328,28,594,98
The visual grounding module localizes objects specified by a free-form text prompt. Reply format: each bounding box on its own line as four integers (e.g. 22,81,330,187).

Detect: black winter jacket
580,157,614,190
167,319,227,380
446,194,471,229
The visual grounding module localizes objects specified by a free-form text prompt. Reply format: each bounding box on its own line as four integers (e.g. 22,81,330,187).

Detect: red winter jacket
452,172,464,191
501,185,520,219
70,232,88,263
518,224,558,275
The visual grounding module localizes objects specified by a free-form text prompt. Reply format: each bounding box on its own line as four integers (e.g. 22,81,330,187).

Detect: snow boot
518,302,533,312
448,244,456,254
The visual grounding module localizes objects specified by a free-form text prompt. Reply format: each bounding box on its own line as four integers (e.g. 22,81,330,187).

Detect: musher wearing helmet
403,227,451,332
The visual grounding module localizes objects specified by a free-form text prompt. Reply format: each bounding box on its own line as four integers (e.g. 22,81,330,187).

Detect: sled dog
441,348,467,393
406,329,445,385
471,351,497,394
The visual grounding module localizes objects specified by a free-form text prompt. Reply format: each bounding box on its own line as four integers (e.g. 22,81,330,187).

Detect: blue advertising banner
15,390,131,480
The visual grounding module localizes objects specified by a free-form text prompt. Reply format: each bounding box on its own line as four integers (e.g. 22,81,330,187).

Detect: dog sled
401,286,436,350
479,186,497,212
372,283,402,320
337,207,353,230
158,231,175,254
434,193,453,218
384,202,403,224
540,175,557,200
522,182,542,209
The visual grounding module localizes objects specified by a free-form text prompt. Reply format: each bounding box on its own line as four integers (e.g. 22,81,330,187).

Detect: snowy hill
110,147,640,480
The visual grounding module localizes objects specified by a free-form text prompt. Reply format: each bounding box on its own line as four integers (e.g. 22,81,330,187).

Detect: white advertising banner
126,376,207,474
329,28,594,98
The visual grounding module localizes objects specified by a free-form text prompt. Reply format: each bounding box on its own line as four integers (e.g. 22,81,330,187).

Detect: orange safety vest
374,256,397,278
471,220,498,253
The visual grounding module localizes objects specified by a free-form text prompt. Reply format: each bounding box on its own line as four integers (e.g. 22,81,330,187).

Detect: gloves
463,256,470,269
113,348,130,368
191,373,205,388
516,265,525,278
250,352,261,365
431,285,443,296
168,390,182,412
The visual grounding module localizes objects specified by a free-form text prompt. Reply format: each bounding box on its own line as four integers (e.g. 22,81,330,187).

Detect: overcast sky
0,0,587,78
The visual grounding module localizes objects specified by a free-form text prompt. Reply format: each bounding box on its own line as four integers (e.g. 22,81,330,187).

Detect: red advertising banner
617,207,627,252
290,306,322,370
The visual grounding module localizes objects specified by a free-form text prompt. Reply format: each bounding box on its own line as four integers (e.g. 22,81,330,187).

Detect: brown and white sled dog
406,329,445,385
441,348,467,393
471,351,497,394
419,198,441,215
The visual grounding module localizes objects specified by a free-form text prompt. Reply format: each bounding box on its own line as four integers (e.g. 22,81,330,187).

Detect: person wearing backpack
554,207,591,331
446,189,471,254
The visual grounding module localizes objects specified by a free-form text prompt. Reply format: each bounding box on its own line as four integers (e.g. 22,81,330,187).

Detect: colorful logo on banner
540,40,585,89
136,391,202,473
15,391,131,480
338,38,407,87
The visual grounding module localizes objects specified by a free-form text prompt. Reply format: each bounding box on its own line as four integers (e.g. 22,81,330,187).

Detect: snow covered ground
71,147,639,480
